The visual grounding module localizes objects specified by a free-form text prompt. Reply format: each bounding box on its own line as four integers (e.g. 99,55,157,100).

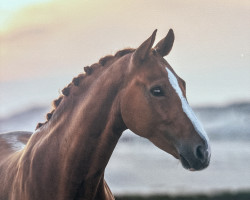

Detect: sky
0,0,250,117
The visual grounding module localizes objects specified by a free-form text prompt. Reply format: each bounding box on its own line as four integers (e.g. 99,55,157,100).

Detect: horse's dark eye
150,86,164,97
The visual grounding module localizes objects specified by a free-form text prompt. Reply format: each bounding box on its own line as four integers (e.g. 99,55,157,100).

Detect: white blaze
166,68,210,154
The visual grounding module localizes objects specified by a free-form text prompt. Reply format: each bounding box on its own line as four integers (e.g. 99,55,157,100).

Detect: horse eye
150,86,164,97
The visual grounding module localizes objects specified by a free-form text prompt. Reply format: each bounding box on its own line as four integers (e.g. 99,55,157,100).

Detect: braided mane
36,48,135,130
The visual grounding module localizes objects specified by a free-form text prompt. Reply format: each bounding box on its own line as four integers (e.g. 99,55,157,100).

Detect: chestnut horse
0,29,210,200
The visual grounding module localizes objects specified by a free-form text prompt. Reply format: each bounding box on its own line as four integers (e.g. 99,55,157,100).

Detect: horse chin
179,154,209,171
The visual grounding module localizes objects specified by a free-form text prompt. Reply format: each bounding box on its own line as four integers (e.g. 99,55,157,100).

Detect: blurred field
1,102,250,196
115,191,250,200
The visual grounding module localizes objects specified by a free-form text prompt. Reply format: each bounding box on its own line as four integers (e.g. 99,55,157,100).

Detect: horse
0,29,210,200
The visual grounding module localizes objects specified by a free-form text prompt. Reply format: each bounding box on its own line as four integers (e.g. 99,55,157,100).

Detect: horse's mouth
179,154,209,171
180,154,192,170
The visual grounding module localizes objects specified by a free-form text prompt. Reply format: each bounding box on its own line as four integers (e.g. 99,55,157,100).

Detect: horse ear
133,29,157,64
154,29,174,57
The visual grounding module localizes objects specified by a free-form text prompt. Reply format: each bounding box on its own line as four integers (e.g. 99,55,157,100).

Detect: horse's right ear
132,29,157,65
154,29,174,57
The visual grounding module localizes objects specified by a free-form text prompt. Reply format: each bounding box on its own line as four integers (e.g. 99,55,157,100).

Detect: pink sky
0,0,250,112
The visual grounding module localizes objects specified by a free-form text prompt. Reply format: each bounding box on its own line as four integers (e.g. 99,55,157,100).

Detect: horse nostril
195,145,206,163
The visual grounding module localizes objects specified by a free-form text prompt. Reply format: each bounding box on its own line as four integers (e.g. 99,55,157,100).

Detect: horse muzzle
179,143,211,171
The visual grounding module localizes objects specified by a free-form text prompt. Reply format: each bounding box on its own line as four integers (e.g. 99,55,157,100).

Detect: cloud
0,0,249,83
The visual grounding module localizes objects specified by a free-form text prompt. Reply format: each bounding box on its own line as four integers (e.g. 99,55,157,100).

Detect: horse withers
0,29,210,200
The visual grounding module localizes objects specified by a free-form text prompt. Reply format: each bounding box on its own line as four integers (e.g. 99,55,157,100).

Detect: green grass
115,191,250,200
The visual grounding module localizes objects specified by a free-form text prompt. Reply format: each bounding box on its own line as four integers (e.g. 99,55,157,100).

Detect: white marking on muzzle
166,68,210,156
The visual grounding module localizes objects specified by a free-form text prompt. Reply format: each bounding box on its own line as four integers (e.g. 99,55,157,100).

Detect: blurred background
0,0,250,198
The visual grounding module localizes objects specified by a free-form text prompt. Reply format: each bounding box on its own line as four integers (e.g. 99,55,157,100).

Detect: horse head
121,29,210,171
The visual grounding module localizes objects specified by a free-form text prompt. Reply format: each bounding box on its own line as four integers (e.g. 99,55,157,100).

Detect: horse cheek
121,89,152,137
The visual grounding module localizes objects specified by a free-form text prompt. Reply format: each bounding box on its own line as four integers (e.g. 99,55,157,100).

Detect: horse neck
24,55,130,199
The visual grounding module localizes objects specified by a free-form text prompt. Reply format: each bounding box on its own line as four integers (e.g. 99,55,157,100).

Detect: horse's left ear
133,29,157,64
154,29,175,57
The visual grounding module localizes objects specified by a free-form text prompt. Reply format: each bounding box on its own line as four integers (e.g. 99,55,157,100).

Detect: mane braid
72,77,80,86
53,96,63,108
36,122,44,130
62,86,70,96
46,110,54,120
84,66,92,75
99,55,114,66
115,48,135,57
35,48,135,130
